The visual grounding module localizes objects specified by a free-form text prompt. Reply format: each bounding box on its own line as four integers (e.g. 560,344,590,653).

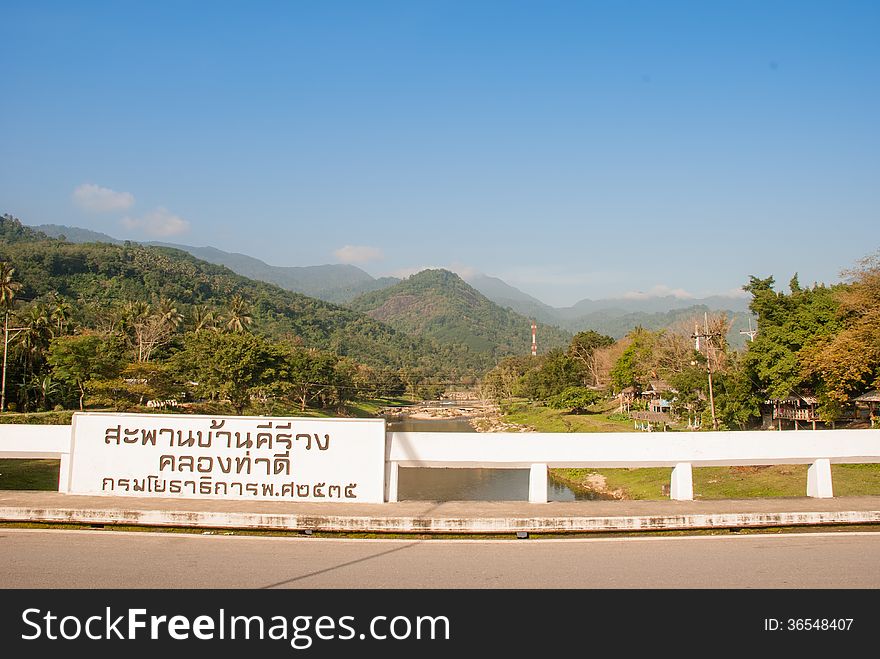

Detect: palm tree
155,297,184,333
0,261,23,412
0,261,21,310
223,294,253,333
190,304,217,333
49,293,74,336
15,304,53,410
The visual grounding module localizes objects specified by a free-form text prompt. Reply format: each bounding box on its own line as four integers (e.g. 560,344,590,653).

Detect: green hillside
348,269,571,367
33,223,400,303
1,215,436,372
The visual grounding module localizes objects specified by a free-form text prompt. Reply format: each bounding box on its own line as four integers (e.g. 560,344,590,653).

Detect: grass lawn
0,459,60,490
0,410,75,425
501,399,880,500
501,400,634,433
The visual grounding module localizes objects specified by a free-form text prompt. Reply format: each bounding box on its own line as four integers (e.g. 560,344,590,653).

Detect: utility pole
739,317,757,342
692,312,721,431
1,309,27,413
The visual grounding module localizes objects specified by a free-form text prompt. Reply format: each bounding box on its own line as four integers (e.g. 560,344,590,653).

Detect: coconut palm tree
223,294,253,333
0,261,23,412
155,297,184,333
190,304,217,333
49,293,74,336
0,261,22,310
15,304,53,409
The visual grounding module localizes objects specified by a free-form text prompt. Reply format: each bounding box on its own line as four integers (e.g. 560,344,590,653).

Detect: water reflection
387,415,597,501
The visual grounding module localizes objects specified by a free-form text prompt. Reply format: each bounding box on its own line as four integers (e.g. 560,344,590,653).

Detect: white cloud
622,285,695,300
333,245,384,264
121,207,190,237
449,262,480,280
721,287,751,299
72,183,135,212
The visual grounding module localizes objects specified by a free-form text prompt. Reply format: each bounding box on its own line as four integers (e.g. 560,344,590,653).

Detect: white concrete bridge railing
386,430,880,502
1,424,879,503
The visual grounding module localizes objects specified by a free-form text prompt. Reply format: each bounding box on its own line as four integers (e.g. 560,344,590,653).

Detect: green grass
0,410,75,425
553,464,880,500
0,459,60,490
501,400,880,500
501,400,635,433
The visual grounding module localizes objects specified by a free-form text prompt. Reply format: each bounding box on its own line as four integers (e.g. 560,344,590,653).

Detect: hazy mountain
148,243,399,303
464,273,560,325
559,294,751,317
33,224,123,245
32,222,754,343
463,270,753,344
348,269,571,366
32,223,399,303
7,216,435,371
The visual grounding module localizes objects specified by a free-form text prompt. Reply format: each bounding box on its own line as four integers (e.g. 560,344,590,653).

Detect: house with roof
854,390,880,428
766,392,821,430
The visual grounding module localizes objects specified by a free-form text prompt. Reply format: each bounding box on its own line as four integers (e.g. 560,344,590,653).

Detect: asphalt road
2,529,879,588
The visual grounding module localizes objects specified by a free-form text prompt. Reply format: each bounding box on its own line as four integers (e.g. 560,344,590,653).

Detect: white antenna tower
739,317,757,342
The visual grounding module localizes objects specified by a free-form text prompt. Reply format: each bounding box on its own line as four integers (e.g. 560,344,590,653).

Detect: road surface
2,528,879,588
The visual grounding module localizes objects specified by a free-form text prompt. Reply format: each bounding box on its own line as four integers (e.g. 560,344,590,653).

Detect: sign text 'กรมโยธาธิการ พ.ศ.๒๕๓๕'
65,413,387,503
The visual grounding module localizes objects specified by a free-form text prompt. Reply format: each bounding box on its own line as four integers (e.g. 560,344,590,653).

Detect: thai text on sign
66,413,386,503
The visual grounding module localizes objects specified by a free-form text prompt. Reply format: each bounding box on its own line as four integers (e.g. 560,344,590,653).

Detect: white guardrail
2,424,880,502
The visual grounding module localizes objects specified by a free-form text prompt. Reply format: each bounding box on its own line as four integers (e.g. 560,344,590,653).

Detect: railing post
670,462,693,500
528,463,548,503
58,452,71,493
807,459,833,498
385,461,399,503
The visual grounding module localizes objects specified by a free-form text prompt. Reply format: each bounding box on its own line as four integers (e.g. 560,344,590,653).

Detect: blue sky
1,1,878,306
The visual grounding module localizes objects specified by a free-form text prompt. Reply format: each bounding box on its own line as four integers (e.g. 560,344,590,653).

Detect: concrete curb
2,506,879,533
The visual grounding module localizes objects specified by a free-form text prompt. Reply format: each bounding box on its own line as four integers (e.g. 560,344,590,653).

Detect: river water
387,416,597,502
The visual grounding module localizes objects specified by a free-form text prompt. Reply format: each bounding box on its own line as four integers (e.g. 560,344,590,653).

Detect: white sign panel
67,413,386,503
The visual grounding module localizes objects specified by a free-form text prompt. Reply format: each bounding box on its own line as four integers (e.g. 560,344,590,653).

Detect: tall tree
223,294,253,333
0,261,22,310
800,252,880,416
190,304,218,333
0,261,23,412
171,331,287,414
609,327,657,393
742,275,844,401
568,330,614,387
47,333,123,410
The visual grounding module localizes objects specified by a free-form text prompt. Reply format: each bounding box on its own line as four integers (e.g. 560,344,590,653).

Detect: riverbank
380,400,534,432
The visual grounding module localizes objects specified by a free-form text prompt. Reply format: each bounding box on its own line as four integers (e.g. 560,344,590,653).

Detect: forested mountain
34,223,753,341
4,215,441,372
33,223,399,303
347,269,571,367
465,275,753,344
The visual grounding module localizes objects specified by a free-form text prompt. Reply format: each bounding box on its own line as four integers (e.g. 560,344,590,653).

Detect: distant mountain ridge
33,223,399,303
33,222,754,344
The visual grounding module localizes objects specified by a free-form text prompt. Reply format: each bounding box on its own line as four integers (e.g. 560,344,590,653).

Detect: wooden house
767,393,821,430
854,390,880,428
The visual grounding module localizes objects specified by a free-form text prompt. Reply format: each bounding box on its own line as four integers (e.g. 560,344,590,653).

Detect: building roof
631,411,670,422
855,389,880,403
768,393,819,405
